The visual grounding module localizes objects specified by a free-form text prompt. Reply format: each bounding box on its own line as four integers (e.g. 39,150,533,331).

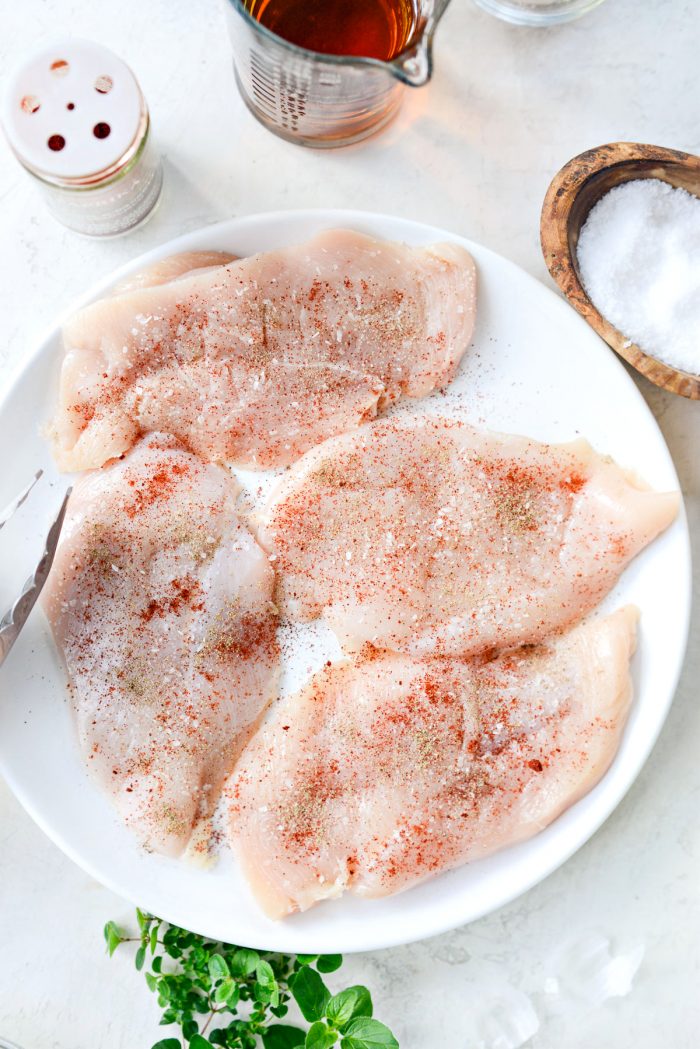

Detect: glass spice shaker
1,39,163,237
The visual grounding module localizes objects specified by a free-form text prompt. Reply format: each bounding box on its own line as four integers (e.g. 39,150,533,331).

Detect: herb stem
200,1008,217,1035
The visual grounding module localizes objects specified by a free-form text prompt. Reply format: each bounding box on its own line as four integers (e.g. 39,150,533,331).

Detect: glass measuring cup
224,0,452,147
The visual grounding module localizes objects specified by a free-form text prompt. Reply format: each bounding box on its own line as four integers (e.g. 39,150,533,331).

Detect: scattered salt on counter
577,178,700,375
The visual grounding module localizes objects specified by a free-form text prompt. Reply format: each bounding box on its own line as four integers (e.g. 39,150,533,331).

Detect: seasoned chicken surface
227,608,637,918
42,434,278,856
49,230,476,472
260,417,677,657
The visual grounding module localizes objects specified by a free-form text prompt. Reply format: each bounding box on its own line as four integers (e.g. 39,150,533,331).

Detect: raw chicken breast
109,250,237,295
42,434,278,856
227,607,637,918
260,417,677,657
48,230,476,472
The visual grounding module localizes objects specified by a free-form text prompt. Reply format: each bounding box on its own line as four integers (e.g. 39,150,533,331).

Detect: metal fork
0,472,72,666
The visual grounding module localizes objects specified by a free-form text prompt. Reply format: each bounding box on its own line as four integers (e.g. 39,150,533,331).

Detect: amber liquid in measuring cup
246,0,417,60
227,0,449,147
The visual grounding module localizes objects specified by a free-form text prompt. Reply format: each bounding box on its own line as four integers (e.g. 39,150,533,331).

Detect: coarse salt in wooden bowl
540,141,700,400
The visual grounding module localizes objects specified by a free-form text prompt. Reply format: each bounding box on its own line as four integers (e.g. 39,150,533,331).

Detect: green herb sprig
105,910,398,1049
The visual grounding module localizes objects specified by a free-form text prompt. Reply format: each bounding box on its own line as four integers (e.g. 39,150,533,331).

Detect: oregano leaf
213,976,239,1007
340,1018,398,1049
256,959,280,1006
230,947,259,976
103,920,124,957
208,954,229,982
326,986,373,1030
188,1036,211,1049
290,966,330,1023
262,1026,306,1049
305,1021,338,1049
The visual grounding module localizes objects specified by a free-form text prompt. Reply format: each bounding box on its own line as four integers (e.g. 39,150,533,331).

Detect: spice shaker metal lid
2,39,147,184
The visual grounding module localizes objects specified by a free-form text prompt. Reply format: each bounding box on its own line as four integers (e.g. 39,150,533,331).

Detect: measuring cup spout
390,0,452,87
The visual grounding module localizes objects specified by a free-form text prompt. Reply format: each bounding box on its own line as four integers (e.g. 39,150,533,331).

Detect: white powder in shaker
577,178,700,375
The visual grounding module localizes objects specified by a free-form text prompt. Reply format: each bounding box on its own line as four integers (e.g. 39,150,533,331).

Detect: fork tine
0,470,44,530
0,487,72,665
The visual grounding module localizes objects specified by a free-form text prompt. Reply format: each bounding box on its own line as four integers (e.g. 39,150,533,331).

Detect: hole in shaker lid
93,121,111,139
94,75,113,94
48,134,66,151
66,102,75,110
21,95,41,114
50,59,69,76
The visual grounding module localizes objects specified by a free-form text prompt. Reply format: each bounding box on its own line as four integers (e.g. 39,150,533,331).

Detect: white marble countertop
1,1,698,1047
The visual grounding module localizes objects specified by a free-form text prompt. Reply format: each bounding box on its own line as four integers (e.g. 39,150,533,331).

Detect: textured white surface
0,1,698,1047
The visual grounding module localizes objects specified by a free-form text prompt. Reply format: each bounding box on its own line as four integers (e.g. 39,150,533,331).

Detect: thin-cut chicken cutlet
49,230,476,472
42,434,278,856
260,417,677,657
227,607,637,918
109,250,237,295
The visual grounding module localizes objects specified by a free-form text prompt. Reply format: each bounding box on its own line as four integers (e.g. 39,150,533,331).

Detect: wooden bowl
540,142,700,399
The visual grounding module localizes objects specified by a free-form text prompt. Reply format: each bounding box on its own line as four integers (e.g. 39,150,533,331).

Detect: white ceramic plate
0,211,690,953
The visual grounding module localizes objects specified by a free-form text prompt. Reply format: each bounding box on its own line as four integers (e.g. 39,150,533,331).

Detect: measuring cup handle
391,0,453,88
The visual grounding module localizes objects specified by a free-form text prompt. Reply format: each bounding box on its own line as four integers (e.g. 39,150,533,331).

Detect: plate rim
0,208,692,953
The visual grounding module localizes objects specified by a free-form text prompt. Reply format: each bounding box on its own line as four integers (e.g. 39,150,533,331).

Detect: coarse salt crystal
577,178,700,375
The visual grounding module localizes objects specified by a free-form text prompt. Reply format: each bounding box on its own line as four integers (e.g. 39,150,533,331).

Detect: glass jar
473,0,606,26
